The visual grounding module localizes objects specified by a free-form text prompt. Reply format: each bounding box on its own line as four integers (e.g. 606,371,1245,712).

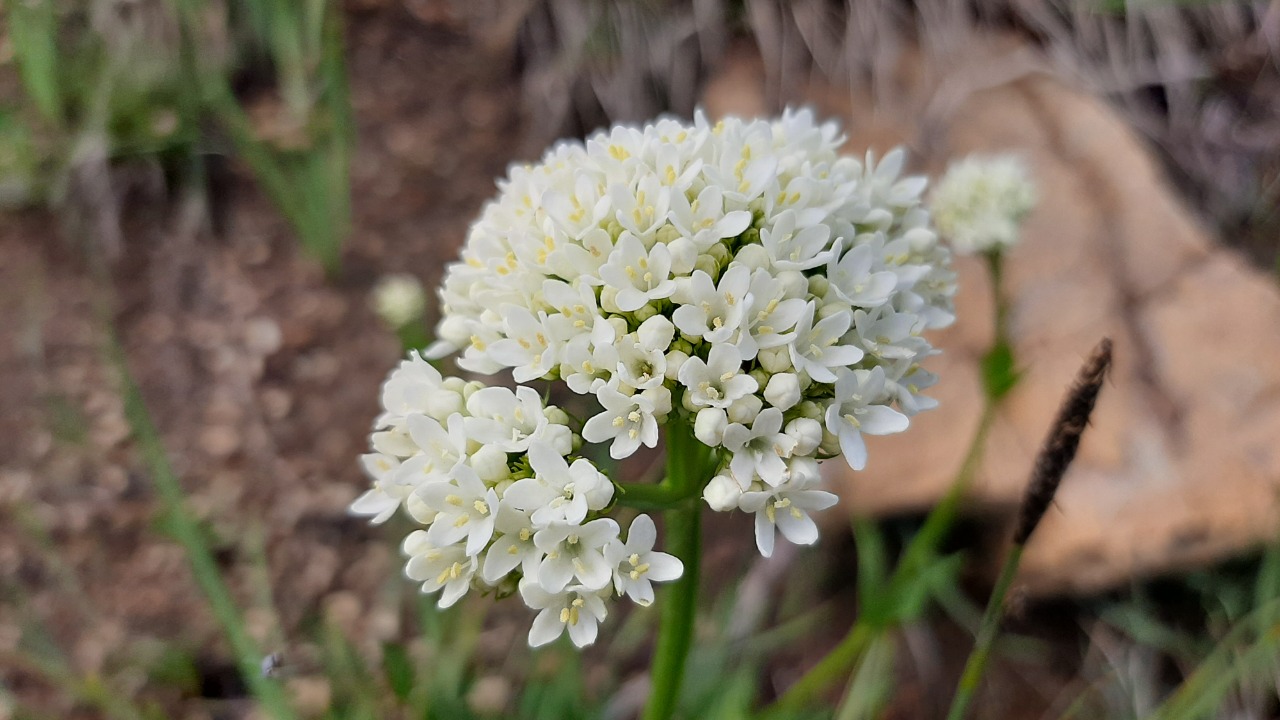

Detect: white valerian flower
788,302,864,383
930,153,1036,255
598,233,677,312
739,457,838,557
404,532,478,608
763,373,801,411
505,443,614,526
481,501,543,583
760,210,837,271
825,366,910,471
534,518,620,593
671,265,751,344
606,515,684,607
417,465,500,556
371,273,427,329
581,384,662,459
521,580,610,648
465,386,571,455
702,473,743,511
678,344,757,410
362,110,960,648
722,408,796,487
348,453,404,524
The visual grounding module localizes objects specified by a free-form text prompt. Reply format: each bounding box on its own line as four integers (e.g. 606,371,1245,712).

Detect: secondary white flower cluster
351,354,682,647
426,109,956,559
930,153,1036,255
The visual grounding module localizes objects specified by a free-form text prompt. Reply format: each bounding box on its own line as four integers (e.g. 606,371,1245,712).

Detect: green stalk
642,417,711,720
943,545,1023,720
770,250,1014,713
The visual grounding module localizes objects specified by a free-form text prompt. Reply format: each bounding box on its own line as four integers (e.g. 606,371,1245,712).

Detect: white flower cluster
425,109,956,560
352,354,682,647
930,153,1036,255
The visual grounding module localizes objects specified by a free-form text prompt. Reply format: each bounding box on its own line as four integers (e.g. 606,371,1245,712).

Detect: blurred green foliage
0,0,352,270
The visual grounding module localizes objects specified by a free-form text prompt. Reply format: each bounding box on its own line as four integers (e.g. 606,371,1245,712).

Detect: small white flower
931,153,1036,255
785,417,823,456
504,443,614,526
722,408,796,486
520,580,610,648
465,386,571,455
404,532,478,608
693,407,729,447
760,210,837,271
378,352,455,424
534,518,620,592
788,302,864,383
702,473,743,511
606,514,683,606
739,459,838,557
417,465,500,557
598,233,676,312
481,500,543,584
393,413,468,488
582,384,661,459
763,373,801,411
677,344,756,410
736,269,807,360
825,367,910,471
671,265,751,344
348,453,404,524
669,185,752,251
488,306,562,382
825,242,899,309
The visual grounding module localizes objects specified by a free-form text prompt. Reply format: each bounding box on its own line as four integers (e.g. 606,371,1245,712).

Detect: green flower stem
986,250,1009,346
771,249,1014,713
642,416,713,720
943,544,1024,720
769,402,995,714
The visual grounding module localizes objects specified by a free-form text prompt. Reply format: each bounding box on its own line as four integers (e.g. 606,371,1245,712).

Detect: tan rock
704,39,1280,595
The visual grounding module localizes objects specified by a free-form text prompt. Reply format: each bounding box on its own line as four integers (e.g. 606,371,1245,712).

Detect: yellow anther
445,494,463,506
473,500,489,514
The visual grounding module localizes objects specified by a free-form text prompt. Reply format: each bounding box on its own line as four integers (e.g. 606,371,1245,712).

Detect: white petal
528,608,565,647
754,510,776,558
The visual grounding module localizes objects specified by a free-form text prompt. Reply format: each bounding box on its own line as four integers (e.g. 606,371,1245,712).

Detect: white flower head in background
930,153,1037,255
355,109,958,649
370,273,428,329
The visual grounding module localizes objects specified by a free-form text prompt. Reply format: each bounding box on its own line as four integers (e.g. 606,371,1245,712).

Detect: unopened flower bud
600,286,622,314
758,346,792,374
694,407,728,446
775,270,808,299
727,394,763,425
734,243,770,269
632,303,658,322
667,237,697,274
664,350,689,380
764,373,801,411
470,445,510,483
544,406,570,426
703,474,743,511
786,417,823,456
693,254,719,277
808,275,830,298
